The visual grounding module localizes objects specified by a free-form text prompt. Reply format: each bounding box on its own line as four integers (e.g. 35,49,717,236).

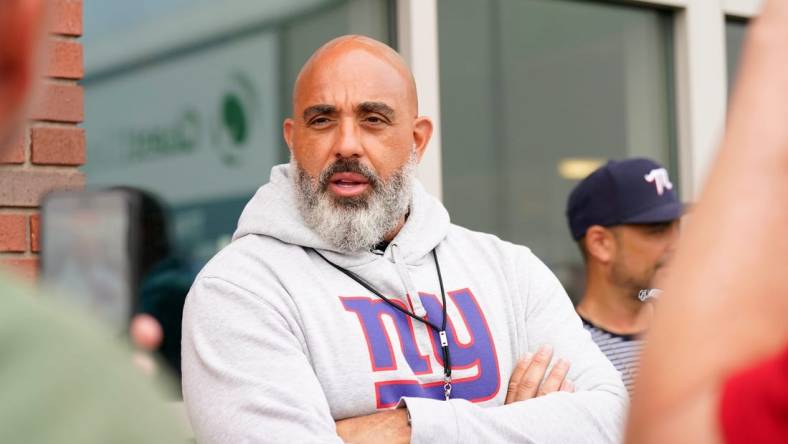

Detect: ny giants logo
341,288,500,408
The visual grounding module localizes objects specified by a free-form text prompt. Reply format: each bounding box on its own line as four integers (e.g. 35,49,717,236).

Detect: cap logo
644,168,673,196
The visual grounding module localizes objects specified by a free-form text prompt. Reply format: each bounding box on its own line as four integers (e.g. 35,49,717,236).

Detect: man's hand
505,344,574,404
335,409,410,444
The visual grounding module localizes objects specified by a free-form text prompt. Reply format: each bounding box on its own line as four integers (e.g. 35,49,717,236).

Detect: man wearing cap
566,158,682,393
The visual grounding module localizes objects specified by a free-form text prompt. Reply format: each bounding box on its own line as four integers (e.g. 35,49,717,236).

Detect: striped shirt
580,316,644,394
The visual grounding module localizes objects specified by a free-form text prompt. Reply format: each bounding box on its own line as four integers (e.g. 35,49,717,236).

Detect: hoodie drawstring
389,243,427,317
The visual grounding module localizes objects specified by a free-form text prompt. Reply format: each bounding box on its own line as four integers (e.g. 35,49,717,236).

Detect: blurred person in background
566,157,682,393
0,1,185,442
626,0,788,442
113,187,193,382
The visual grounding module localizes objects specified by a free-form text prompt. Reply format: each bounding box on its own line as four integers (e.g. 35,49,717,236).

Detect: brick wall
0,0,85,281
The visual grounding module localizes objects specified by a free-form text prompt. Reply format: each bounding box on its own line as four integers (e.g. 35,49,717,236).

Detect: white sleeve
402,249,628,444
181,276,343,444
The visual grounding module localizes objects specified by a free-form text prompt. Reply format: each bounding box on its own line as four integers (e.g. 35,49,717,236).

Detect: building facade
0,0,85,281
80,0,760,299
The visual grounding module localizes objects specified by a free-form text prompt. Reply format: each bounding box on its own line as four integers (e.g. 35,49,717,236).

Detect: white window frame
400,0,764,201
723,0,764,18
397,0,443,200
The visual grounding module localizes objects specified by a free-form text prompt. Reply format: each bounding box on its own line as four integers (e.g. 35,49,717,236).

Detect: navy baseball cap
566,157,684,241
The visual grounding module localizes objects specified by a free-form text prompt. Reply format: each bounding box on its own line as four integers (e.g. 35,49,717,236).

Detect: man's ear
412,116,433,162
585,225,616,263
283,118,295,154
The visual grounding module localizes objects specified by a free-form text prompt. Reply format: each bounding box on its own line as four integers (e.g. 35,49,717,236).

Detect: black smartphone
40,190,141,334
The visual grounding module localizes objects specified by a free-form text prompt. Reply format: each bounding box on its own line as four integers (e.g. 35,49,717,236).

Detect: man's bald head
284,35,432,251
292,35,419,117
282,34,434,229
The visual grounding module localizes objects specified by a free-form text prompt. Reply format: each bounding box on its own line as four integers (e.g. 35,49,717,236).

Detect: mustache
317,159,380,192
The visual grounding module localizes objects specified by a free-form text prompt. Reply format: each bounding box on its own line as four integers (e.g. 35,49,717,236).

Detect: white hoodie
182,165,627,443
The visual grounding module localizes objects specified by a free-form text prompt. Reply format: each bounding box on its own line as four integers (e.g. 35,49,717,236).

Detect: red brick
46,39,83,79
30,83,83,123
31,127,85,166
51,0,82,37
0,257,39,282
0,170,84,207
0,215,28,252
0,132,26,164
30,214,40,253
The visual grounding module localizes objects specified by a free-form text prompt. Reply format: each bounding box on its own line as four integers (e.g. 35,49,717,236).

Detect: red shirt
720,345,788,443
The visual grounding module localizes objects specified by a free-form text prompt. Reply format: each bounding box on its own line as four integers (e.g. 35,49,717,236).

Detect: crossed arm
336,252,624,443
336,344,574,443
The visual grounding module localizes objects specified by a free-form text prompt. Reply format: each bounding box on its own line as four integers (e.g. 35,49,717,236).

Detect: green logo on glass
222,94,248,145
213,71,260,167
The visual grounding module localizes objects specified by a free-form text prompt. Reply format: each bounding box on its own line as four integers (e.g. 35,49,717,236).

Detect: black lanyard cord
309,247,453,383
431,249,451,376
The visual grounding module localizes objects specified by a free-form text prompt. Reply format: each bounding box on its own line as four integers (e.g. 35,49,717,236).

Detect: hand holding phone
40,190,140,334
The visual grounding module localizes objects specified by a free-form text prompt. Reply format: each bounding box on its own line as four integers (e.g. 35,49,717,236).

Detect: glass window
725,18,748,93
83,0,393,267
438,0,677,302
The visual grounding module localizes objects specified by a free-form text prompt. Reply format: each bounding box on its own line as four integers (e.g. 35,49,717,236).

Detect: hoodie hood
233,164,450,267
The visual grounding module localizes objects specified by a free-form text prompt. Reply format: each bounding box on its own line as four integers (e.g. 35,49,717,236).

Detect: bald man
182,35,626,443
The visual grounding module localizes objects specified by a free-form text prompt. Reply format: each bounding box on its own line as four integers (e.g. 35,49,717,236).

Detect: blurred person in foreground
182,34,626,443
626,0,788,442
566,157,682,393
0,1,184,442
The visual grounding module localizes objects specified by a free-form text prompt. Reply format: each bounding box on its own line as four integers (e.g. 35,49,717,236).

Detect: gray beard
291,152,416,253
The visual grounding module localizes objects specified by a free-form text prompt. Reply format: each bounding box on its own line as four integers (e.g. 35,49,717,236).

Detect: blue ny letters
341,288,501,408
